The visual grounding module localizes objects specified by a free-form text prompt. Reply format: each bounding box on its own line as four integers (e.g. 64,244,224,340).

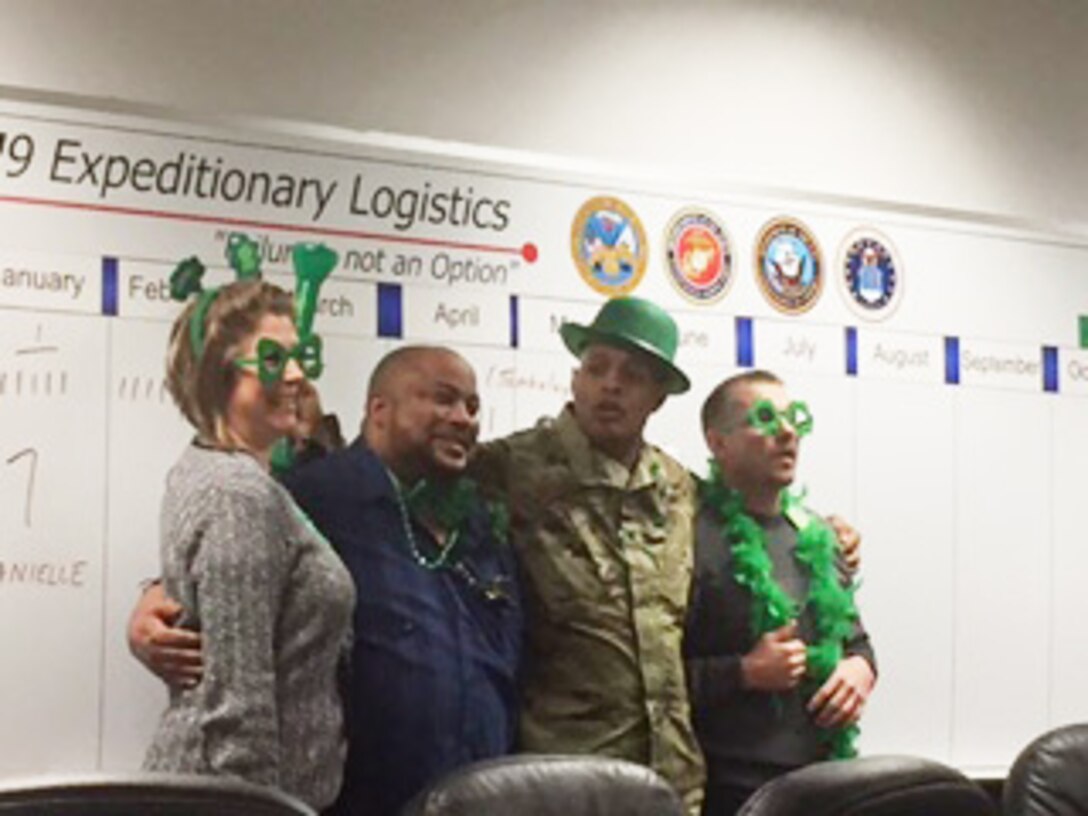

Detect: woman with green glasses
143,278,355,812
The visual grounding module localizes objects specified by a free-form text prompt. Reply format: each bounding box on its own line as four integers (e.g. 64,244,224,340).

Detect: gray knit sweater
144,444,355,810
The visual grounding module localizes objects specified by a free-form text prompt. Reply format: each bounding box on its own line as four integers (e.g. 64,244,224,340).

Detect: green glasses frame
235,335,324,386
747,398,813,437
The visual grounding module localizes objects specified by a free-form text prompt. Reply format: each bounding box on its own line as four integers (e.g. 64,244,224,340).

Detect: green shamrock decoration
225,232,262,280
292,242,338,338
169,256,206,301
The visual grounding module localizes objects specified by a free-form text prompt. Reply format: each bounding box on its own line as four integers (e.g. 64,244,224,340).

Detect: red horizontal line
0,193,524,256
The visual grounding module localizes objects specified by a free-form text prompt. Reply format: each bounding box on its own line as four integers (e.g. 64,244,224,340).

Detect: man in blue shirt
130,345,522,816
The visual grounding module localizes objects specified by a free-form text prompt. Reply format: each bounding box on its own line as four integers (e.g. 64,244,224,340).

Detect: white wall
0,0,1085,233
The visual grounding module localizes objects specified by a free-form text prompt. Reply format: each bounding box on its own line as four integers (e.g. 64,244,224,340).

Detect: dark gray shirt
144,445,355,810
684,504,875,790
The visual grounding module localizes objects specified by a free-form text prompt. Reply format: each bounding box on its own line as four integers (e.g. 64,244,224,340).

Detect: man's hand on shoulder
806,654,875,728
826,514,861,574
741,622,807,692
127,583,204,689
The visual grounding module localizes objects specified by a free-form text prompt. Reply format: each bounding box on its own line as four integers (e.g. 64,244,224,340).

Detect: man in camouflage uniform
473,296,705,812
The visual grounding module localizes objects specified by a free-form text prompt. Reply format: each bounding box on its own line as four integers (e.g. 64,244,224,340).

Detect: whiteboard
1,97,1086,778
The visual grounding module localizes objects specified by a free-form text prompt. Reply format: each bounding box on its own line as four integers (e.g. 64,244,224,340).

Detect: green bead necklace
388,470,464,570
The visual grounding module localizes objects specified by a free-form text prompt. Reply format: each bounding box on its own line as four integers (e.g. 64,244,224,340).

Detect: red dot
521,242,539,263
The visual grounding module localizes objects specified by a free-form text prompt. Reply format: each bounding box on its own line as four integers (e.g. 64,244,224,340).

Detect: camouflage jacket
472,407,705,811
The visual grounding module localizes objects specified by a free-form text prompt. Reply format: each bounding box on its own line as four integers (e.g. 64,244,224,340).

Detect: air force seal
665,209,733,304
839,230,901,319
755,217,823,314
570,195,648,295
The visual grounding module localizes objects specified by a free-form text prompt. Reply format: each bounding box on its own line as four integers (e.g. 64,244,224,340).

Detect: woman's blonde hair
166,279,294,446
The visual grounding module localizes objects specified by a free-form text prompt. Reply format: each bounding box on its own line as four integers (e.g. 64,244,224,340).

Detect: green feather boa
701,460,860,759
405,476,509,553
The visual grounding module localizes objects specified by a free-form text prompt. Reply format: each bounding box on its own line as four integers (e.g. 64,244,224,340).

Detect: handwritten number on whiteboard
6,448,38,527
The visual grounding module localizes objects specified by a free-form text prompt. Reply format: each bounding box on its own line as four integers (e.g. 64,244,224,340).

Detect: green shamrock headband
169,232,337,372
747,398,814,437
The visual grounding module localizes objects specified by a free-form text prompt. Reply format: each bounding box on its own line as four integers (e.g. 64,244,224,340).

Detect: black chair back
399,754,685,816
1005,724,1088,816
737,755,996,816
0,773,315,815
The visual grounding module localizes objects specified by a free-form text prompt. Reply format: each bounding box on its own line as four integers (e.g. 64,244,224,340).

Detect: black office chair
1004,724,1088,816
736,755,996,816
0,772,316,815
399,754,685,816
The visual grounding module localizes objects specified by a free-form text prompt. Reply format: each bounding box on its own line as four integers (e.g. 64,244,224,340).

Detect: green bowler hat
560,296,690,394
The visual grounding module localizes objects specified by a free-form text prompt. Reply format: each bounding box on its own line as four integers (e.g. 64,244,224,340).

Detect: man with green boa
684,370,877,816
471,296,706,813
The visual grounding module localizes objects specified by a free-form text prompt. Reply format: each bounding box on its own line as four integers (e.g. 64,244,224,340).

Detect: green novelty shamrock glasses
235,335,324,386
746,398,813,437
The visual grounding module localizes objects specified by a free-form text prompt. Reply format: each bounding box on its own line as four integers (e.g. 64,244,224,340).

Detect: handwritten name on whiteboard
0,558,89,588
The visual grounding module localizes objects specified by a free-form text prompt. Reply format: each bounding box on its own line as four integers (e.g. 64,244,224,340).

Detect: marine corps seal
665,209,733,304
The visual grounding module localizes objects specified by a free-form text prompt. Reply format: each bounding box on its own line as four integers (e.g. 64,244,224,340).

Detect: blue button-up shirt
282,443,522,816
